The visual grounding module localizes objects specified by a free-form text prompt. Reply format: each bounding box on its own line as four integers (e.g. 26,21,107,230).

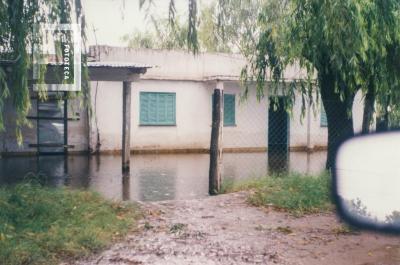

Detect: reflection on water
0,152,326,202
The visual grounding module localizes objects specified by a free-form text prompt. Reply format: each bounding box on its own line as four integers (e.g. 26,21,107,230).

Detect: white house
0,46,365,156
86,46,364,154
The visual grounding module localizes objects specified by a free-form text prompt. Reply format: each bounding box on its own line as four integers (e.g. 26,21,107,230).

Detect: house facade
0,46,365,156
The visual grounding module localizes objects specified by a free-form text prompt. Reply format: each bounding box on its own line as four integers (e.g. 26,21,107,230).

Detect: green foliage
197,3,231,53
122,16,188,50
220,176,267,194
122,32,157,49
131,0,262,53
237,0,400,167
136,0,400,121
0,0,86,142
187,0,199,52
261,0,399,111
139,0,199,52
214,0,263,54
0,183,141,265
222,172,333,216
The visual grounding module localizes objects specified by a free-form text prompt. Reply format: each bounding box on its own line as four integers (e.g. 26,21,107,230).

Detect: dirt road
75,192,400,265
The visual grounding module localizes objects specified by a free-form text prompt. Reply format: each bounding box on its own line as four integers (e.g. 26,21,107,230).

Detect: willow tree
138,0,263,53
148,0,400,168
139,0,199,52
240,0,400,168
124,3,239,52
122,16,191,50
0,0,86,142
360,1,400,133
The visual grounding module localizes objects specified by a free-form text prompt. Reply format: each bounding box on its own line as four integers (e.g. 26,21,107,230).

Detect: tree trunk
361,84,375,135
376,113,389,132
319,73,355,169
376,95,390,132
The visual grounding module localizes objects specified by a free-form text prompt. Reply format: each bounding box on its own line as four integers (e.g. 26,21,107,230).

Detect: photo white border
33,23,81,92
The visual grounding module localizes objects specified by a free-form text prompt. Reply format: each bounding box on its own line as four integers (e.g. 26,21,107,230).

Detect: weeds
170,223,187,234
0,182,141,265
221,172,333,216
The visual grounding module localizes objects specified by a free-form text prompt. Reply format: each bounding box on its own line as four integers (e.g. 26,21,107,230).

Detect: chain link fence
221,92,365,182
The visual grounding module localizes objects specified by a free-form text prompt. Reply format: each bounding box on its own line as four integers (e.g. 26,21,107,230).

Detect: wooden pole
122,171,130,201
122,81,132,172
209,88,223,195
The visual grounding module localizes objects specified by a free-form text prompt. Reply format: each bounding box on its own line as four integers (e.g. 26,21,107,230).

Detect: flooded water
0,152,326,202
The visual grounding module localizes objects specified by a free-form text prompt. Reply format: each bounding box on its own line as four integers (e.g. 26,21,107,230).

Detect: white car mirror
334,131,400,232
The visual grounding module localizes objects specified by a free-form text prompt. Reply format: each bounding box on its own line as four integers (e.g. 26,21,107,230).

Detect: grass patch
220,177,267,194
0,182,141,265
221,172,333,216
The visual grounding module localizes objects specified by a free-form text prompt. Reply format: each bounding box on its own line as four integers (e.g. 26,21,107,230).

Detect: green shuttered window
320,104,328,127
224,94,236,126
140,92,176,125
212,93,236,126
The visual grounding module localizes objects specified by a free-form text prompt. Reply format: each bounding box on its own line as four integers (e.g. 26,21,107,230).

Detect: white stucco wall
90,80,212,151
90,79,268,151
222,83,268,149
89,79,364,153
290,90,365,149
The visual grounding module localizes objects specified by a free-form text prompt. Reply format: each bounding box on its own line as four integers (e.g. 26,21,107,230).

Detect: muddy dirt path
75,192,400,265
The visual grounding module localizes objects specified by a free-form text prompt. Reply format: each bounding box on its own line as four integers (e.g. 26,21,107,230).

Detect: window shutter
224,94,236,126
140,92,176,125
320,104,328,127
140,92,149,124
165,93,176,124
149,93,158,124
157,93,167,123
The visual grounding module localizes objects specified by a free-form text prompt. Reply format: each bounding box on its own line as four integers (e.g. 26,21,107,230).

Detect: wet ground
72,192,400,265
0,152,326,201
3,152,400,264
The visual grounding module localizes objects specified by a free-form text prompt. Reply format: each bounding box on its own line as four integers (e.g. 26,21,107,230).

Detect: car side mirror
334,131,400,232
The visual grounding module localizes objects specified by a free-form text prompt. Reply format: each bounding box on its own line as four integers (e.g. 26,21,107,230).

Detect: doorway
268,97,289,172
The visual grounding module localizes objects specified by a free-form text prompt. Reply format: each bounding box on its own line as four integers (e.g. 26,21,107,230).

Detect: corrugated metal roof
87,61,152,69
46,61,152,69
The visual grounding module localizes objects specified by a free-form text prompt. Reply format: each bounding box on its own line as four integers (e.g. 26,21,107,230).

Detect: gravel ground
73,192,400,265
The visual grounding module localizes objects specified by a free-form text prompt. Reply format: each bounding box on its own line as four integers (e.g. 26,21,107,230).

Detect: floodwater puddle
0,152,326,201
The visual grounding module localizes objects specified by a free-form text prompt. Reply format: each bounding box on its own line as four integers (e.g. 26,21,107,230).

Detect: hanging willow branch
187,0,199,53
139,0,199,53
0,0,87,143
